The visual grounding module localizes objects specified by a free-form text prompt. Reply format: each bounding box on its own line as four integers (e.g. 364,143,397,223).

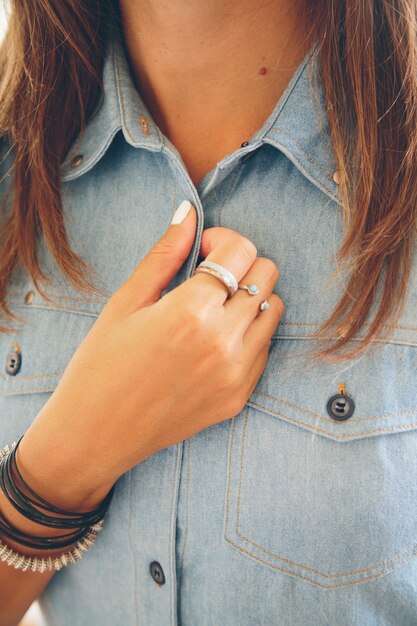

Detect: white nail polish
171,200,192,224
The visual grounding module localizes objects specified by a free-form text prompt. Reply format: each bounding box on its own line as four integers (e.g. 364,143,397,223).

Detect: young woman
0,1,416,624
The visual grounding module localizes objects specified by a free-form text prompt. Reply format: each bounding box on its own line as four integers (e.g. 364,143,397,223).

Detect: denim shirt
1,27,417,626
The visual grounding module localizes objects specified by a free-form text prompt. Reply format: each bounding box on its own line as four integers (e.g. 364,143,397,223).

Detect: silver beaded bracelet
0,519,104,572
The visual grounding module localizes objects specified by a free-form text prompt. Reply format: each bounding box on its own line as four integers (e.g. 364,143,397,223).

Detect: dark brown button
24,290,35,304
326,393,355,421
5,345,21,376
241,141,249,148
70,154,83,168
149,561,165,585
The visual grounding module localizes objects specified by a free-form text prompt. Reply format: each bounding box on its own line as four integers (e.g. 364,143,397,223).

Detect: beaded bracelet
0,519,104,572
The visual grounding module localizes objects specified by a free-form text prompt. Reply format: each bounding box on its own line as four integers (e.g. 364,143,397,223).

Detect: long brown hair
0,0,416,363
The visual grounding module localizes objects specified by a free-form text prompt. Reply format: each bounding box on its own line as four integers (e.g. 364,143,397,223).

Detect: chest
1,135,417,620
3,134,417,417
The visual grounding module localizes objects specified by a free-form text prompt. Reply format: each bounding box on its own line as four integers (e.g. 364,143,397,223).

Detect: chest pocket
0,288,104,443
224,329,417,589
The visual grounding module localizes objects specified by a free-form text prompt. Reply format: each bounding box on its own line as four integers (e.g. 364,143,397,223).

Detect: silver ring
238,283,269,312
237,283,259,296
193,260,238,298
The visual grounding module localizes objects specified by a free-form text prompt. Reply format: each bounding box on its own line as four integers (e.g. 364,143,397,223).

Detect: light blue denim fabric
1,26,417,626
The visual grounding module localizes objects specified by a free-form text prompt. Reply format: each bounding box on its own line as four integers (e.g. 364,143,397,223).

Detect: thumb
117,200,197,310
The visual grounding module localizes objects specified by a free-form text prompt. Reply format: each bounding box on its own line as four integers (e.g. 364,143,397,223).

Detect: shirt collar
61,29,340,204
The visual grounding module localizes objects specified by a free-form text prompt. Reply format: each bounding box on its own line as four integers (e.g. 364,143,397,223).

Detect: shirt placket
126,131,256,625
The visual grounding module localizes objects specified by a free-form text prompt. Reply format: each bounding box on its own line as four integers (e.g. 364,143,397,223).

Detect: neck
118,0,315,184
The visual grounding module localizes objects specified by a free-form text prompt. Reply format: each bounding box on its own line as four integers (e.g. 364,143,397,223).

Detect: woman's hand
17,201,284,510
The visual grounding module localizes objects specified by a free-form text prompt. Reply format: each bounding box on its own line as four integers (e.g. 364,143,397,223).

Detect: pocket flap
247,334,417,441
0,295,98,396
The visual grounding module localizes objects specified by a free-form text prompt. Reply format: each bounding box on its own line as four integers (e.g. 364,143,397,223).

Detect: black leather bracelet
0,437,115,551
0,436,114,530
0,507,92,549
0,442,106,567
12,436,115,519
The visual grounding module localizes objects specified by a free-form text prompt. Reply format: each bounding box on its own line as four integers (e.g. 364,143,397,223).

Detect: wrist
15,427,115,514
0,434,113,559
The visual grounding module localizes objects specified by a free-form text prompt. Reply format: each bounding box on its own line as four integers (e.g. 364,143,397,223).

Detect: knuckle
237,235,257,263
259,257,280,282
211,336,235,364
178,304,208,329
270,293,285,316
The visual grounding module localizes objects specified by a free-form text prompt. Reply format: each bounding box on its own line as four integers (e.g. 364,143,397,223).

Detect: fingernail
171,200,192,224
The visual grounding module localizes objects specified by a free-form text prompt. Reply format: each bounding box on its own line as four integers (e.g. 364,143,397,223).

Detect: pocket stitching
248,399,417,439
0,384,60,395
224,535,417,589
224,409,417,587
252,390,417,423
0,372,63,380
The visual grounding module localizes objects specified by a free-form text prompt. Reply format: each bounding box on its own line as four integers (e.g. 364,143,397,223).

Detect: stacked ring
193,260,238,297
193,261,269,311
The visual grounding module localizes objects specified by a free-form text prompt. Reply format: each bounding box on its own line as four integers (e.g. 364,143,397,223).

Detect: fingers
185,227,258,306
240,294,284,365
245,345,271,397
224,257,280,334
232,341,275,411
109,201,197,314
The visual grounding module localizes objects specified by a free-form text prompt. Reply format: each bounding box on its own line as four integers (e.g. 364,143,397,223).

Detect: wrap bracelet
0,437,115,529
0,439,114,570
0,519,104,572
0,507,97,549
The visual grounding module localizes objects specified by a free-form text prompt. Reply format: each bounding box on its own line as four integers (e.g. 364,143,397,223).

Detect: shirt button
149,561,165,585
139,115,149,136
326,393,355,421
70,154,83,168
24,290,35,304
5,345,22,376
241,141,249,148
332,169,341,185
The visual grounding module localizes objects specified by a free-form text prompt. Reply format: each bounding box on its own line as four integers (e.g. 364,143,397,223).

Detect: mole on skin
259,66,267,75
